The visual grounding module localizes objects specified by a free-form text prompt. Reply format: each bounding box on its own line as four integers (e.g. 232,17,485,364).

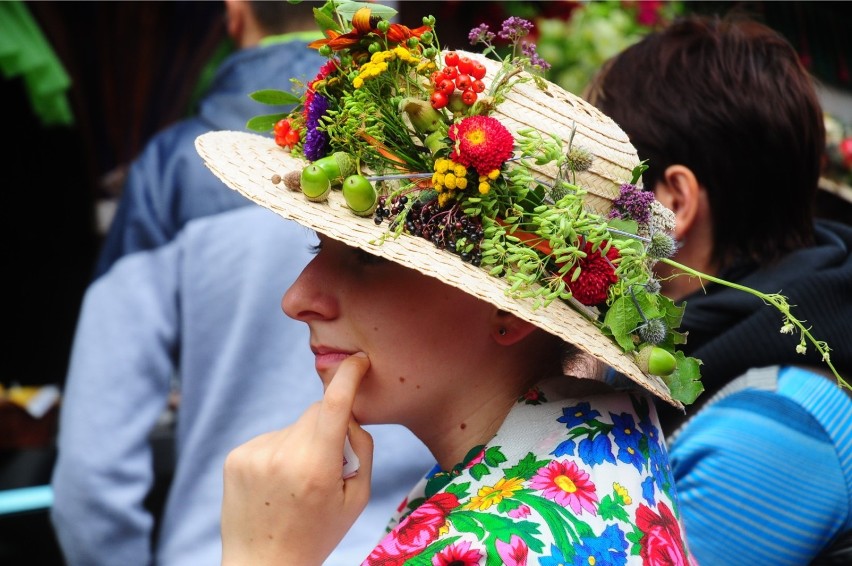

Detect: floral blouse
363,378,695,565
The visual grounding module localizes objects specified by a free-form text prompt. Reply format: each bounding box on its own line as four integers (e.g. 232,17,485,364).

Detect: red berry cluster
429,51,487,110
273,118,300,149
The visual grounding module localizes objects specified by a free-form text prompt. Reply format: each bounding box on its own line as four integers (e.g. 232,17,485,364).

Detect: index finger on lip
316,352,371,441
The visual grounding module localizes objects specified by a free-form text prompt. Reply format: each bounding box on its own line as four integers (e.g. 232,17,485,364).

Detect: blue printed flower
551,438,576,458
575,524,629,566
642,475,657,506
578,433,615,466
539,544,567,566
611,412,644,471
558,402,600,428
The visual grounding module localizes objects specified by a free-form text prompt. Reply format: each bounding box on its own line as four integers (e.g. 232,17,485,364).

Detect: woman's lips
312,347,356,371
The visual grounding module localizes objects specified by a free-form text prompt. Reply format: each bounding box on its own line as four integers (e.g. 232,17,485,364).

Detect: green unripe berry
377,20,390,33
420,31,434,45
342,174,377,216
318,45,332,57
300,165,331,202
636,345,677,377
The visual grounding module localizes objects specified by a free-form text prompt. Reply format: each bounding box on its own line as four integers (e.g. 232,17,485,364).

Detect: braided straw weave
465,51,637,215
194,125,678,406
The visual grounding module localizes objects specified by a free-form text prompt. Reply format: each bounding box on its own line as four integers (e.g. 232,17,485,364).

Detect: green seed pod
636,345,677,377
399,97,447,134
342,174,378,216
424,130,448,156
300,165,331,202
313,152,355,186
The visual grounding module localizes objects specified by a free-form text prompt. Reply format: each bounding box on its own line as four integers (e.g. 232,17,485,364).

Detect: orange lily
309,7,431,53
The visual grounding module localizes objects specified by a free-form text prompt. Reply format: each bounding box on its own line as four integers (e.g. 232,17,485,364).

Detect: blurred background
2,1,850,564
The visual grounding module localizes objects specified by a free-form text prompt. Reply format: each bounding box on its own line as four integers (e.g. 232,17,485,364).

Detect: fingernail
352,352,368,358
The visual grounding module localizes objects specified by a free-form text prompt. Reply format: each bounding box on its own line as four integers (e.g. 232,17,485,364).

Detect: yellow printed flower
613,482,632,505
464,477,525,511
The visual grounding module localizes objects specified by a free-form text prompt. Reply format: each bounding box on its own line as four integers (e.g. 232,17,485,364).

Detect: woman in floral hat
195,3,836,564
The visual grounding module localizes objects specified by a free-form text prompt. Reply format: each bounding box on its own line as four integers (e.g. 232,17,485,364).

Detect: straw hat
195,41,688,407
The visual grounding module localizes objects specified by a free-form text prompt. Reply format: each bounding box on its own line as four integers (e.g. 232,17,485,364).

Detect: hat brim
195,130,680,407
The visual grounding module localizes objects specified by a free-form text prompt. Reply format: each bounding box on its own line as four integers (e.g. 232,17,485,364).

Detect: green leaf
598,493,630,522
630,160,649,184
607,218,638,235
664,353,704,405
249,89,301,106
246,113,287,133
603,296,643,352
334,1,397,22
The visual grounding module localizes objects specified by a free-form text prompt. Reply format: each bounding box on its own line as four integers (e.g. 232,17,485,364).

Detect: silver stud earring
498,327,507,336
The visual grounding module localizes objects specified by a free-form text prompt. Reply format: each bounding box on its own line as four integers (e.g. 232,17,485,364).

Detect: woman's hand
221,353,374,565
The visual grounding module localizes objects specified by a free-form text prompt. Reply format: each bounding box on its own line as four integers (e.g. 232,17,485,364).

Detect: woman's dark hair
585,14,824,268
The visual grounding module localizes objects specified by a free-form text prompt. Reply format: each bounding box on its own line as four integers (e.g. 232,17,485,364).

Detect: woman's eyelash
308,242,322,255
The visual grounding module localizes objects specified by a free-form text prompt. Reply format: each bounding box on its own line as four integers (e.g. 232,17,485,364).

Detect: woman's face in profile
281,235,498,428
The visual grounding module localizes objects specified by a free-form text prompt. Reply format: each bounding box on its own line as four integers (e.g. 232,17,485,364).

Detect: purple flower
304,93,329,161
498,16,533,43
609,183,654,225
468,23,495,46
521,42,550,70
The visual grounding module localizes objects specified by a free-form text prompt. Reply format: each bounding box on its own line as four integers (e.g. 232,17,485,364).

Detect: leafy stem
659,257,849,391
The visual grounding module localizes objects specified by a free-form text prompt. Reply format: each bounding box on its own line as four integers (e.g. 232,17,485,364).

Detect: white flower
796,343,807,355
780,323,795,335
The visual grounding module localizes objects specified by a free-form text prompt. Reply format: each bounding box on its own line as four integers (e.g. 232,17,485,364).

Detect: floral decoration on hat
238,1,845,404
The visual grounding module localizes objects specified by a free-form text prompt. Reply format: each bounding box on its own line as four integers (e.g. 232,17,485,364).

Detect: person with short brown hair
587,14,852,564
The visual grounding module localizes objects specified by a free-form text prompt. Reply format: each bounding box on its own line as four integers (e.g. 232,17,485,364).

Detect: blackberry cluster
374,195,484,265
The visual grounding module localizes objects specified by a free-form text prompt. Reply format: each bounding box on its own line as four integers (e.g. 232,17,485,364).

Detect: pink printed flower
508,504,531,519
496,535,529,566
636,502,689,565
529,459,598,515
366,492,460,565
433,540,482,565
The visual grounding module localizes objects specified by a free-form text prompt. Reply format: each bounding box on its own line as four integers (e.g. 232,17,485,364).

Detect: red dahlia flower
449,116,514,176
564,240,620,306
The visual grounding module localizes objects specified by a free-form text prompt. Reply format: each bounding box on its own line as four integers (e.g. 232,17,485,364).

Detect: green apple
300,165,331,201
342,174,377,216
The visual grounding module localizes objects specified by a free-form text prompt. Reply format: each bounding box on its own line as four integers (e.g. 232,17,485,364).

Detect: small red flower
564,241,620,306
449,116,514,176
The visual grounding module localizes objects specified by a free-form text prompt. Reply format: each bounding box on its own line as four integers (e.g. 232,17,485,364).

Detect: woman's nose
282,253,338,322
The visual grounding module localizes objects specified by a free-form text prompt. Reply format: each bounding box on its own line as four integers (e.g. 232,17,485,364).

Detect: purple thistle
304,93,329,161
468,23,495,46
521,42,550,70
498,16,533,43
608,183,654,225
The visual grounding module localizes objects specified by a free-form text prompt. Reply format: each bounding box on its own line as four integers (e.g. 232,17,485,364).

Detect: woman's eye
308,242,322,256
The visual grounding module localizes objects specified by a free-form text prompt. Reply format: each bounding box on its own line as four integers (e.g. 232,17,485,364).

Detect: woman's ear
492,310,539,345
653,165,701,241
